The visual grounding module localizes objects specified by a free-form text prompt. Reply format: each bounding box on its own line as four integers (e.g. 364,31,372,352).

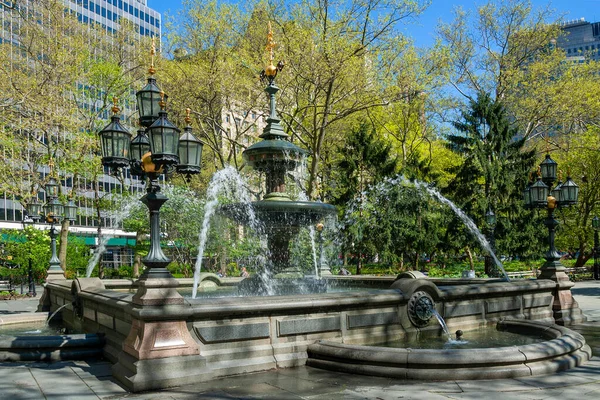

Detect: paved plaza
1,280,599,399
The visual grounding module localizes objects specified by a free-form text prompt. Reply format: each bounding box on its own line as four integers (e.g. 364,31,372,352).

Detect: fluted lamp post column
523,153,584,325
98,39,205,391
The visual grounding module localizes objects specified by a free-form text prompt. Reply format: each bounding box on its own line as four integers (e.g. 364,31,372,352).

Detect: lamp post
523,152,584,325
23,161,78,280
524,154,579,280
27,258,36,297
100,39,205,390
485,208,497,277
593,216,599,280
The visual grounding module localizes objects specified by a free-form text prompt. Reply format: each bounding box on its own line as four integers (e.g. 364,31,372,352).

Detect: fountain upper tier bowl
243,139,308,171
219,199,336,228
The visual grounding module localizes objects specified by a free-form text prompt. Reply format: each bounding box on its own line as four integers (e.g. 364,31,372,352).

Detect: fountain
21,23,590,393
218,26,336,294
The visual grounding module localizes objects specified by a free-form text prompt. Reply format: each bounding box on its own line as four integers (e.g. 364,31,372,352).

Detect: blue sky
148,0,599,47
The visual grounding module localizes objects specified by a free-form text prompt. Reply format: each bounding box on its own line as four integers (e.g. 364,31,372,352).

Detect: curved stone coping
188,290,405,318
435,279,557,300
0,312,48,326
307,319,591,380
0,332,105,362
99,274,238,289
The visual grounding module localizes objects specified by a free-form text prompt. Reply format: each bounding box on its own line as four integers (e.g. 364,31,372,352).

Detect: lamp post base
538,261,585,325
46,268,66,280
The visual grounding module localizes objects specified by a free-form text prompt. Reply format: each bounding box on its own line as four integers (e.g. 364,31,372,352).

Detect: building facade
557,18,600,62
0,0,161,270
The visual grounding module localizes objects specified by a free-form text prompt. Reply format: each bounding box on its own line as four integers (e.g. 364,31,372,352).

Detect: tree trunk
465,246,474,271
575,243,590,268
58,219,70,273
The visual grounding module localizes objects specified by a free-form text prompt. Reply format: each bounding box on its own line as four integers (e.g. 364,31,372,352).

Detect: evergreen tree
444,93,539,272
333,120,397,274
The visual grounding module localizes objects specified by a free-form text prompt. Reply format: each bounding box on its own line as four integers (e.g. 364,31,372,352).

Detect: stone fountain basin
0,313,104,362
219,199,336,227
307,319,592,380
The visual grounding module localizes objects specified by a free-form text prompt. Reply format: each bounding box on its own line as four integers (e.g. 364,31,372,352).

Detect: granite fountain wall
35,276,565,390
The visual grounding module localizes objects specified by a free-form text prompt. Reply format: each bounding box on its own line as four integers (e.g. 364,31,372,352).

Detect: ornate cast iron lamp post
593,216,599,280
523,153,584,325
98,39,205,391
23,160,78,280
484,208,497,277
524,154,579,280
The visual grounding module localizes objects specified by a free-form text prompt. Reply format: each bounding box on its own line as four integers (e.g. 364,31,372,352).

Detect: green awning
82,237,136,247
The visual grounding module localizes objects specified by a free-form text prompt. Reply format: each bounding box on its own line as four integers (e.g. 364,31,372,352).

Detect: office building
557,18,600,62
0,0,161,270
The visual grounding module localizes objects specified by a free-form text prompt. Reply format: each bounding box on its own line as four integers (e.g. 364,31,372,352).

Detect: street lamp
97,42,203,303
593,216,599,280
485,208,497,277
524,153,579,281
23,161,78,280
97,41,207,385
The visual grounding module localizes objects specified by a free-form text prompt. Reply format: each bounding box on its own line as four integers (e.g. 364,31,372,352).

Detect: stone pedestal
112,269,206,392
538,267,586,326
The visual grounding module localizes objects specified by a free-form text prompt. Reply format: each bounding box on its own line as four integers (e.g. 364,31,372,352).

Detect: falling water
296,188,320,279
430,309,452,341
192,166,258,299
413,182,510,282
46,303,69,325
343,175,510,281
308,225,319,278
86,196,138,277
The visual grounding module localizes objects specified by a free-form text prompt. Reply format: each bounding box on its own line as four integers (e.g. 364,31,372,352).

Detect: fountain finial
261,21,284,84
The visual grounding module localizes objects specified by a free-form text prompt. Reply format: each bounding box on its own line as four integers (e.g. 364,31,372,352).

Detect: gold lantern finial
159,90,166,109
149,36,157,75
185,108,191,125
48,158,55,174
111,97,120,114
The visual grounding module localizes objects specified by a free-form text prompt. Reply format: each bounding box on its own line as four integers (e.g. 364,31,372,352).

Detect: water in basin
382,326,544,349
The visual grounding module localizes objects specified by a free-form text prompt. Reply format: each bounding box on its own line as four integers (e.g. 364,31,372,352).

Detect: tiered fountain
220,25,335,294
4,22,590,393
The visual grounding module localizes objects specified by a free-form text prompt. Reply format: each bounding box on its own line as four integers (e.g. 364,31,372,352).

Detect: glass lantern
64,198,78,222
559,176,579,206
45,197,64,223
539,154,557,187
176,125,203,176
147,109,180,167
45,176,59,199
529,178,549,207
99,113,132,170
485,208,496,227
136,77,163,127
26,198,43,220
